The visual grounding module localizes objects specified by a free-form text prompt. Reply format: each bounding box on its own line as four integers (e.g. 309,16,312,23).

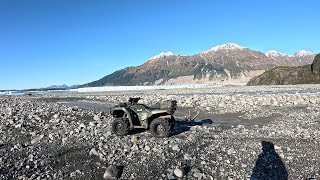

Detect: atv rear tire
149,118,171,138
111,118,129,136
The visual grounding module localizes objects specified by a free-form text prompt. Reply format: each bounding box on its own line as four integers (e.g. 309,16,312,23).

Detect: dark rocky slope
247,54,320,86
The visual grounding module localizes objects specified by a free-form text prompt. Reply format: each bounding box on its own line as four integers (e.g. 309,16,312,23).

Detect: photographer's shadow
251,141,288,180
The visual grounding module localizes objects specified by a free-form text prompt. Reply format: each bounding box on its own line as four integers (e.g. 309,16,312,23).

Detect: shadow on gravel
172,119,214,136
251,141,288,180
126,119,214,136
53,147,105,180
128,128,147,135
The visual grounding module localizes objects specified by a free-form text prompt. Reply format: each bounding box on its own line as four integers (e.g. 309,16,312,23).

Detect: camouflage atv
110,97,177,138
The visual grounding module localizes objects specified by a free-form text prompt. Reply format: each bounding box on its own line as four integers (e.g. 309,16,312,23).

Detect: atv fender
110,107,134,129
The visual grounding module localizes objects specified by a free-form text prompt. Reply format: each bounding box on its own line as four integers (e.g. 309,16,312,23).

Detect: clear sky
0,0,319,89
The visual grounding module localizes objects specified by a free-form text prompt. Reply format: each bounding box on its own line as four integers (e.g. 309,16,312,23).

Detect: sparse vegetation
311,54,320,76
248,54,320,86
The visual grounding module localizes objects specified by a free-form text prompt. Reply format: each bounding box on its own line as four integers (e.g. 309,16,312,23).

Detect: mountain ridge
81,43,316,87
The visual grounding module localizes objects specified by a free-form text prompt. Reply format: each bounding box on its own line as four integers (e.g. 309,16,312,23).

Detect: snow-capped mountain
293,50,315,57
82,43,316,87
149,52,175,60
202,43,246,53
265,50,288,57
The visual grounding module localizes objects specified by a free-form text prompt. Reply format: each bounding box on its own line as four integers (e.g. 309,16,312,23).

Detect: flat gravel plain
1,84,320,179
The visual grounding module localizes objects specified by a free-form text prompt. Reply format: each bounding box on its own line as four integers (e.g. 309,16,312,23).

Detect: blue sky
0,0,319,89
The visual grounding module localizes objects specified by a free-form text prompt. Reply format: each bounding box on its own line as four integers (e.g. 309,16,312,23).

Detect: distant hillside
46,84,80,90
247,54,320,86
47,84,69,89
81,43,316,87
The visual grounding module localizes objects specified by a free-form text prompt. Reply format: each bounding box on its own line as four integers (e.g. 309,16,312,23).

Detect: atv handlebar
128,97,141,105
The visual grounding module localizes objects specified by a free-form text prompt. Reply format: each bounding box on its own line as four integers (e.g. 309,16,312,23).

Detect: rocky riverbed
1,84,320,179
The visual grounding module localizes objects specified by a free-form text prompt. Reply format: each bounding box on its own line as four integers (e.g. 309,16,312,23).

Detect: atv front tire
111,118,129,136
149,118,171,138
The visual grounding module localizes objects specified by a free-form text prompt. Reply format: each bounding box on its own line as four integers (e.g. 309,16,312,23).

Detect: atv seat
139,104,160,112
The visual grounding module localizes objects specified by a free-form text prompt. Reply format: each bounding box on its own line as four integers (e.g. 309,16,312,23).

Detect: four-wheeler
110,97,177,138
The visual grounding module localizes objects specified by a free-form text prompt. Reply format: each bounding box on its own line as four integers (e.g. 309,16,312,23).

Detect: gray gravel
1,85,320,179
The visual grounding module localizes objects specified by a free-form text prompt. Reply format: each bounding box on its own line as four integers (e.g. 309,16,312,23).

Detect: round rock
103,165,120,179
174,168,184,178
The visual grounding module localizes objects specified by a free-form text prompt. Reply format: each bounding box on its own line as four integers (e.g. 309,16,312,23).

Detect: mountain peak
203,43,246,53
265,50,287,57
149,51,175,60
293,50,315,57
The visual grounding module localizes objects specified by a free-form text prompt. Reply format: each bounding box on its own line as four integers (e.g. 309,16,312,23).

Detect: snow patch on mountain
203,43,246,53
293,50,315,57
265,50,288,57
149,52,175,60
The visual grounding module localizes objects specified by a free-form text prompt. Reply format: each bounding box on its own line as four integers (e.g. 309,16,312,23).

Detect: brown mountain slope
82,43,315,87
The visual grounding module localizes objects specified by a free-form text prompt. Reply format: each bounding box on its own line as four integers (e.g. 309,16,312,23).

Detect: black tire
149,118,171,138
111,118,129,136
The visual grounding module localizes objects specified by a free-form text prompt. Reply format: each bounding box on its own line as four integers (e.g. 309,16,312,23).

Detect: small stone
89,148,100,156
237,125,245,129
187,134,195,141
14,123,22,128
89,121,96,127
216,155,223,161
131,144,139,151
227,148,236,155
68,107,78,111
40,158,51,166
48,134,54,140
193,172,204,179
274,145,281,150
184,153,192,160
62,137,68,144
145,146,150,151
103,165,120,179
279,152,285,159
172,144,180,152
79,123,86,129
167,173,176,180
94,115,100,121
174,168,184,178
105,131,112,137
31,135,44,144
53,113,59,119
